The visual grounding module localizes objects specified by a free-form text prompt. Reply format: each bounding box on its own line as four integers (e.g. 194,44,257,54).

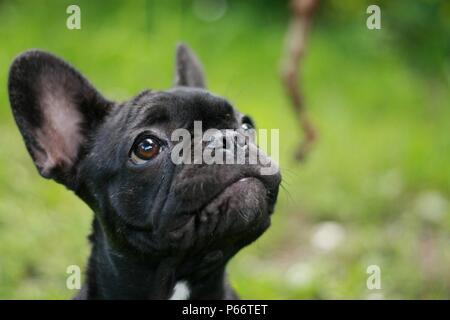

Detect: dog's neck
78,219,236,300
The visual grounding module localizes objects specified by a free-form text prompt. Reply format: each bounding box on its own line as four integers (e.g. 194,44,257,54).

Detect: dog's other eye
130,137,161,164
241,115,255,131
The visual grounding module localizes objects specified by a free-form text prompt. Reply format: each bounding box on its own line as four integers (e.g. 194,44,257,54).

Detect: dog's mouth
200,177,265,212
164,176,273,246
195,174,279,216
199,177,266,219
119,170,280,256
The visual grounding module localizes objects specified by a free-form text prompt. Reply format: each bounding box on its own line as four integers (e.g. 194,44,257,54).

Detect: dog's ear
8,50,112,188
174,43,206,88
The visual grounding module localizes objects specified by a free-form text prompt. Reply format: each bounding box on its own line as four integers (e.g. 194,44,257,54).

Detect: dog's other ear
174,43,206,88
8,50,112,188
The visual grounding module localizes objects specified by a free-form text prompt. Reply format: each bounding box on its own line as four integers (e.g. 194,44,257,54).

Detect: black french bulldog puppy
8,44,281,299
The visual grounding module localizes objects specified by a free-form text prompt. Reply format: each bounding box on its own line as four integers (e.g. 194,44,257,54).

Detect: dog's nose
205,130,238,150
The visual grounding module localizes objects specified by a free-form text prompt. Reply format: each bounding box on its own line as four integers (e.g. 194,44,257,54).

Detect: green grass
0,0,449,299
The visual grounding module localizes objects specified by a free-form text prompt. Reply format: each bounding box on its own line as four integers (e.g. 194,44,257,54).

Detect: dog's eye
241,116,255,131
130,137,161,164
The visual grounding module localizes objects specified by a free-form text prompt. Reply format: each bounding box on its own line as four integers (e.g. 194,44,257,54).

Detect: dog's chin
121,177,273,257
202,177,270,234
133,177,271,256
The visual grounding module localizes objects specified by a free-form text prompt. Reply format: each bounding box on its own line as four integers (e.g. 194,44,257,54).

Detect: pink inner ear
34,82,85,176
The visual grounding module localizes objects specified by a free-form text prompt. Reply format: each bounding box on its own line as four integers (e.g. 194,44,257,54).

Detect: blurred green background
0,0,449,299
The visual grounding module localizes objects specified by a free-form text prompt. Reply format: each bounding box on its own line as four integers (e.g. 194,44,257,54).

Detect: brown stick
280,0,319,161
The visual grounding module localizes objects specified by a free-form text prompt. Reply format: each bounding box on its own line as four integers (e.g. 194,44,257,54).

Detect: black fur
8,44,281,299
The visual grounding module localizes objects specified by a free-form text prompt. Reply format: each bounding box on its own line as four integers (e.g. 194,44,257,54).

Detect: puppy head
8,45,281,261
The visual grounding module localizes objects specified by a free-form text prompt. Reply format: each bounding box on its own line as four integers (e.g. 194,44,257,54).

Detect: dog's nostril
222,136,229,149
206,131,236,150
